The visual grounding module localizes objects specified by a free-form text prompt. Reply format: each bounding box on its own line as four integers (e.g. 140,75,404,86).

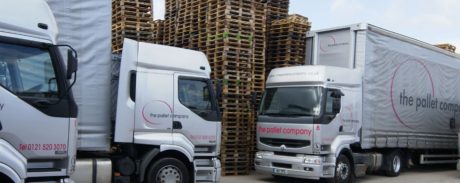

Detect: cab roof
0,0,58,43
267,65,361,87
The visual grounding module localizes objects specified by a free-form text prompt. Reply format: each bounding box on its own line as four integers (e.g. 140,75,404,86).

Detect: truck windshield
0,42,58,98
259,87,322,116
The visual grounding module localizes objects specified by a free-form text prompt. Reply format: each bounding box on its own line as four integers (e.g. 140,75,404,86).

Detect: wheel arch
0,163,21,183
139,146,193,183
0,140,26,179
335,144,354,165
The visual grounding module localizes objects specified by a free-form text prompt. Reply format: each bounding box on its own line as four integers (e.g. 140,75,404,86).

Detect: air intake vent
260,138,310,148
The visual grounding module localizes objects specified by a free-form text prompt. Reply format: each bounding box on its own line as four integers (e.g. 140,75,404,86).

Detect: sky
153,0,460,49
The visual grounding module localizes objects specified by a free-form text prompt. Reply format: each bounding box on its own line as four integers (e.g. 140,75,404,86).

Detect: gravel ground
221,165,460,183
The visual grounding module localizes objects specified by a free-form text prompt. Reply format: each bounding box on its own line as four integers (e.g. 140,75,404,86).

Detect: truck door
135,71,174,135
0,42,70,161
173,74,220,148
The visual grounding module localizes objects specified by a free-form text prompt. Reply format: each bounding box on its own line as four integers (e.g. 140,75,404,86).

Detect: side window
0,62,12,90
178,78,218,121
179,79,212,111
0,42,58,98
326,89,342,115
129,72,136,101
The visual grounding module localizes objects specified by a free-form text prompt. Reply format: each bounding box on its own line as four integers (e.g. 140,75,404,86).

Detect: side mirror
251,92,257,107
0,62,6,75
332,98,341,113
215,79,223,100
450,118,456,130
0,62,6,83
48,77,57,92
67,49,78,79
331,90,344,98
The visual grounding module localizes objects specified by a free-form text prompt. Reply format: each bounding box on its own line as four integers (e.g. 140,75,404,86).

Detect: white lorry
0,0,221,182
255,23,460,182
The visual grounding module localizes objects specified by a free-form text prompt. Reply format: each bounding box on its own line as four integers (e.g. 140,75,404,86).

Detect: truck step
193,159,219,183
27,168,67,177
195,167,215,171
420,154,459,164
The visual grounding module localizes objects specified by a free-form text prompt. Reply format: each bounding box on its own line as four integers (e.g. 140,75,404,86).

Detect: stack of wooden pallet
151,20,164,44
112,0,153,53
435,43,456,53
247,0,268,169
147,0,310,176
267,14,311,73
161,0,268,175
206,0,256,175
264,0,289,75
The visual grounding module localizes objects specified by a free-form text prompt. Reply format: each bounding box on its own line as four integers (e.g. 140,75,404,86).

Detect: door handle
0,121,2,131
173,121,182,130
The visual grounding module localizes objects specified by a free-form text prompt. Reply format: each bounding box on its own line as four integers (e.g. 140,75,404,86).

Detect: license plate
273,168,287,174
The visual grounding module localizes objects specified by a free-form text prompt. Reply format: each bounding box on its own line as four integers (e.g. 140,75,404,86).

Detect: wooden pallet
146,0,297,175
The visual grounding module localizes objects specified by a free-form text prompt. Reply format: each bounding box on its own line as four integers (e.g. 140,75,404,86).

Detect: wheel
384,150,403,177
0,174,13,183
145,158,190,183
325,154,354,183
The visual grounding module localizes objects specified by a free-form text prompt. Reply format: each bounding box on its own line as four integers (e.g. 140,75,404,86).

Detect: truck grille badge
280,144,287,152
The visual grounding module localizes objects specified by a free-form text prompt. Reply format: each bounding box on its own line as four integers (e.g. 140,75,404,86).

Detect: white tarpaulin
46,0,112,151
361,29,460,149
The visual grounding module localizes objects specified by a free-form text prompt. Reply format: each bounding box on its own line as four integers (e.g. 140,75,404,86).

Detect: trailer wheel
145,158,190,183
384,150,403,177
326,154,354,183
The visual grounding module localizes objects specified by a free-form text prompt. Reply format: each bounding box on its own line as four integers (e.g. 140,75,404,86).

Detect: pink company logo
141,100,173,126
390,59,434,129
319,35,349,53
319,35,336,53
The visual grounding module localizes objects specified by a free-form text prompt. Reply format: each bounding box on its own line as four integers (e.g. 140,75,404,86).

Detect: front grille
260,137,310,148
274,151,297,157
272,162,292,169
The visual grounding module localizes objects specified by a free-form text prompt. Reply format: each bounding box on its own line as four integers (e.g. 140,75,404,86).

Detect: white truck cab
255,23,460,182
107,39,222,183
0,0,221,183
0,0,78,182
255,66,361,180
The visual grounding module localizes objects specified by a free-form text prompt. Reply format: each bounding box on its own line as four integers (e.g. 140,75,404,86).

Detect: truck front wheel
146,158,190,183
325,154,354,183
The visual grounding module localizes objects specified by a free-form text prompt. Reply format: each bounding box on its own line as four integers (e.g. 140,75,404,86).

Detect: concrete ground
221,165,460,183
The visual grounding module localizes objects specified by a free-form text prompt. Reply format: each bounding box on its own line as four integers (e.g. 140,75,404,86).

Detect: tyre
145,158,190,183
0,174,13,183
384,150,403,177
325,154,354,183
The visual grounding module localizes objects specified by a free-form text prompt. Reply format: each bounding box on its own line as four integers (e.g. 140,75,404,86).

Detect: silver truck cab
255,66,361,181
0,0,78,182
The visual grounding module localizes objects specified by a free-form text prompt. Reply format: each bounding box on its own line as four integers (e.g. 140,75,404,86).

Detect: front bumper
254,151,335,180
457,160,460,171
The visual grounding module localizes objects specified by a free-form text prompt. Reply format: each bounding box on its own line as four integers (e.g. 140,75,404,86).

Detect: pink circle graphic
390,60,434,129
141,100,173,125
320,35,336,53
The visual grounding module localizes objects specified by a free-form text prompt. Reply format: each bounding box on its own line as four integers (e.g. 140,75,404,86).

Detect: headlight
256,152,264,159
303,156,321,165
255,152,263,159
